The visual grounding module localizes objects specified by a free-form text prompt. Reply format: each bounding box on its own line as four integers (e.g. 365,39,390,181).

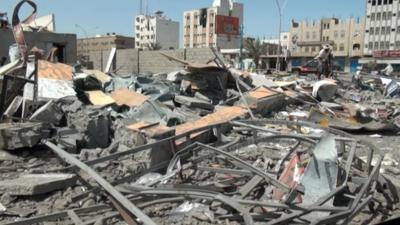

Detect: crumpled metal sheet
300,135,338,218
12,0,37,63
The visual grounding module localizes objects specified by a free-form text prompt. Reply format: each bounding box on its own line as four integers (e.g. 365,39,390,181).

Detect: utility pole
239,24,244,70
275,0,282,72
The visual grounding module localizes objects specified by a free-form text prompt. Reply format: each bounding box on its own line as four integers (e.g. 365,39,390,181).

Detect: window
388,12,392,20
386,41,390,49
377,13,381,20
340,30,345,38
334,31,339,38
371,13,376,21
384,0,388,4
333,44,338,51
387,26,391,34
397,26,400,33
396,41,400,48
306,32,310,39
305,47,309,52
382,27,386,34
370,28,375,35
312,32,316,39
311,47,316,52
353,43,361,50
376,27,380,34
389,0,393,4
378,0,382,5
380,41,385,49
372,0,376,5
339,43,345,51
382,12,386,20
374,42,379,49
369,42,373,50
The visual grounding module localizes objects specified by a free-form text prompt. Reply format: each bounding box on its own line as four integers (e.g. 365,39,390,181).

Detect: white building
134,12,179,50
364,0,400,55
183,0,244,49
263,32,290,57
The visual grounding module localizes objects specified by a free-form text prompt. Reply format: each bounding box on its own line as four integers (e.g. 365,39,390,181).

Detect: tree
244,38,267,69
147,42,163,51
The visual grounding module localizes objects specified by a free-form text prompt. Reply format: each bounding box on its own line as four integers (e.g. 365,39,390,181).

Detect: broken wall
0,29,77,65
85,48,219,75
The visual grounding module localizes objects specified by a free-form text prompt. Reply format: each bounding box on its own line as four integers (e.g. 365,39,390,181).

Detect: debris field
0,1,400,225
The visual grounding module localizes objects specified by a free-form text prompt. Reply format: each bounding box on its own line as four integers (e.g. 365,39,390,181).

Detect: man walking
315,44,333,79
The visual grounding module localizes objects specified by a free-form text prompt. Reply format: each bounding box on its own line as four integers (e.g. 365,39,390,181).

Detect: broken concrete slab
66,107,110,149
0,149,21,162
82,69,112,84
56,127,84,153
175,106,248,146
2,96,23,121
127,122,175,139
111,88,149,107
174,95,214,110
0,174,77,196
85,91,116,107
320,101,343,110
30,100,63,125
0,122,50,150
238,86,286,115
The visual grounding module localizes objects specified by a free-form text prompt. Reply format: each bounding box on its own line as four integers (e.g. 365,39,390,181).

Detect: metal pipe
43,141,157,225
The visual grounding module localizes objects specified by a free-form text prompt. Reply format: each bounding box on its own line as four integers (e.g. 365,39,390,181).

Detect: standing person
315,44,333,79
0,12,8,29
381,63,394,76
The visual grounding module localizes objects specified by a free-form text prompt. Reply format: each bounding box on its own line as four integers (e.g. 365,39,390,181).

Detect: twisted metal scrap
12,0,37,63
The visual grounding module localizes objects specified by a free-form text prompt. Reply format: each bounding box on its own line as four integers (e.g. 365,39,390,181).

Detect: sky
1,0,366,40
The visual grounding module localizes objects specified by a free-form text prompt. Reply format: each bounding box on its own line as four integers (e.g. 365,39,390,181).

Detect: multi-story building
77,34,135,69
134,12,179,50
363,0,400,65
183,0,243,49
288,17,365,72
261,32,291,70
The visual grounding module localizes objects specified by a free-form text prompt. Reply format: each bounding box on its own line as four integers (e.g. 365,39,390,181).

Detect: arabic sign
215,15,239,35
373,50,400,58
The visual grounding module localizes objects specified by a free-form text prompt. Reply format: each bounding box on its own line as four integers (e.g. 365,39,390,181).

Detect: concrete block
240,87,286,116
175,95,214,110
0,122,50,150
56,127,84,153
30,100,64,125
0,174,77,196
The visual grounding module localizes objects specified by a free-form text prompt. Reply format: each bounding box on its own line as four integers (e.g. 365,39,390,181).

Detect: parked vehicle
292,59,343,75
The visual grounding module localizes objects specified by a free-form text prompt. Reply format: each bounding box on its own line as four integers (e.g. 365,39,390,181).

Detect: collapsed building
0,1,400,225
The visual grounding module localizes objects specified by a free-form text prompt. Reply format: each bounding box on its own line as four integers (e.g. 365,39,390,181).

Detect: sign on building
215,15,239,35
373,50,400,58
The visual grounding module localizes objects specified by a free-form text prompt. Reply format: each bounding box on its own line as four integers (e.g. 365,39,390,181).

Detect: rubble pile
0,1,400,224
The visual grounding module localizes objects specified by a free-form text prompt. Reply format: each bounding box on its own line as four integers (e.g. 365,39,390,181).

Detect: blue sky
1,0,366,39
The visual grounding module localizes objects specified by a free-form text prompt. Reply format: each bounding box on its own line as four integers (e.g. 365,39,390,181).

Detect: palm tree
244,38,267,69
147,42,163,51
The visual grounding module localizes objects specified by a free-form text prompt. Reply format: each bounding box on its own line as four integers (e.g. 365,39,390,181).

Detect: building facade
134,12,179,50
77,34,134,69
288,17,365,72
362,0,400,66
183,0,243,49
0,29,76,65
